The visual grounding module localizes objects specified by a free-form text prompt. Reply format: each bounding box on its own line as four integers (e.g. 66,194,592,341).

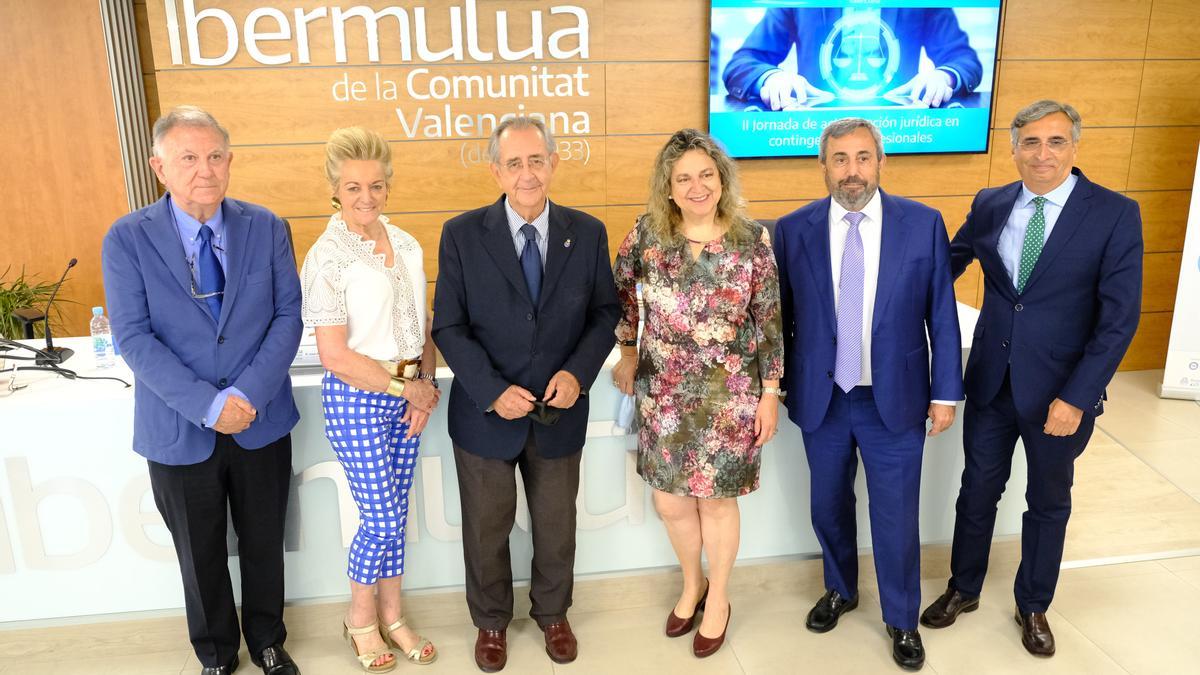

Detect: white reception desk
0,303,1030,622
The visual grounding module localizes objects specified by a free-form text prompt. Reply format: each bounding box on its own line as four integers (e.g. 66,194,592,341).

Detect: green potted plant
0,265,69,340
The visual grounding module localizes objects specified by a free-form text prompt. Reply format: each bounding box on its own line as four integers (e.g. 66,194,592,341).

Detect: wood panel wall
121,1,1197,370
0,1,131,337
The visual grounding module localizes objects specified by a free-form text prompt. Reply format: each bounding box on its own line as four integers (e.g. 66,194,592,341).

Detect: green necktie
1016,196,1047,293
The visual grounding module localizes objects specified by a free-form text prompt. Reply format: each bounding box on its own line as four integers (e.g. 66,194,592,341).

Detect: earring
331,196,341,210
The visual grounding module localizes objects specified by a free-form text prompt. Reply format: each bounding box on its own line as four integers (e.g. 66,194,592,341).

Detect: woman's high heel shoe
693,603,731,658
343,620,398,673
380,616,438,665
665,579,710,638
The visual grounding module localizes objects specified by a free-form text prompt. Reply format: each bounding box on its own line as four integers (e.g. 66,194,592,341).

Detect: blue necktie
834,211,866,393
197,225,225,321
520,223,542,305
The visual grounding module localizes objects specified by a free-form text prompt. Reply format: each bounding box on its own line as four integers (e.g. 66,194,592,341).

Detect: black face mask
527,400,561,426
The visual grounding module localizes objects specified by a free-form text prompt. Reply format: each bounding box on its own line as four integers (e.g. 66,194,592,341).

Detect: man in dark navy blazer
921,100,1142,657
101,107,302,675
774,118,963,670
432,117,619,672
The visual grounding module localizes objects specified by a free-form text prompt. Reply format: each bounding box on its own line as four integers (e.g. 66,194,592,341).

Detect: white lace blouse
300,214,426,361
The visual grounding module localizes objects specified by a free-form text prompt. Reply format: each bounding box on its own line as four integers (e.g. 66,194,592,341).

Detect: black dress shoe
920,586,980,628
1015,609,1056,657
252,644,300,674
886,625,925,671
805,589,858,633
200,654,239,675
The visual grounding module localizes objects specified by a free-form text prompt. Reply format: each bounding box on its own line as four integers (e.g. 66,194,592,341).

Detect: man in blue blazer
101,107,303,675
774,118,963,670
921,101,1142,657
432,117,619,672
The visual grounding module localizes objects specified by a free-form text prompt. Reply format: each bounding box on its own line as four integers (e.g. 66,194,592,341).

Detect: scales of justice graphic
818,12,903,104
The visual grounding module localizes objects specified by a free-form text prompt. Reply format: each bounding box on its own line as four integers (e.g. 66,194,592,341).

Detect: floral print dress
614,218,784,498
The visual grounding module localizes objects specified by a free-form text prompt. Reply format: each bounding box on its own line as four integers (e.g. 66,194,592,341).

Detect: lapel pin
563,238,572,248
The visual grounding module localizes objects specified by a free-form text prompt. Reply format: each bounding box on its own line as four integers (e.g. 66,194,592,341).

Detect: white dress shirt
829,190,953,405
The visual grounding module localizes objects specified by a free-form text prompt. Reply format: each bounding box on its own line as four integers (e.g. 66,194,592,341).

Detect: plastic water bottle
90,306,115,369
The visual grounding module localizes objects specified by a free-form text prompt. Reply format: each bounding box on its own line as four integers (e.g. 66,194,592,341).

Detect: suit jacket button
217,335,225,344
526,313,533,321
1001,340,1010,349
218,378,228,387
1014,303,1024,312
827,370,834,378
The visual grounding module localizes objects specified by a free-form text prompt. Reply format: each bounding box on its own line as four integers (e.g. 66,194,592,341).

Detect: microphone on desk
12,257,77,365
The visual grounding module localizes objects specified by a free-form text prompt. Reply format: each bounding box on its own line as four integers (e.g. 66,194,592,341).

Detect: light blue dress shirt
997,173,1078,287
504,196,549,270
169,196,248,429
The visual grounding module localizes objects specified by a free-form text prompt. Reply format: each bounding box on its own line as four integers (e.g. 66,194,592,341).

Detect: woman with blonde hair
301,127,439,671
612,128,784,657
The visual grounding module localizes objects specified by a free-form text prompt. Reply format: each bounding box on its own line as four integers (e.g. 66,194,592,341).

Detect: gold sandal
381,616,438,665
343,620,398,673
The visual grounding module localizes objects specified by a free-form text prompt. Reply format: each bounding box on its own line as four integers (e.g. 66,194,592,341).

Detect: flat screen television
709,0,1003,158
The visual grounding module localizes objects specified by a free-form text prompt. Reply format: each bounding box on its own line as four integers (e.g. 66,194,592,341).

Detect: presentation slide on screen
709,0,1002,158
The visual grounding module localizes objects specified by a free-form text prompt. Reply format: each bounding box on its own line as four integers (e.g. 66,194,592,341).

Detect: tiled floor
3,370,1198,674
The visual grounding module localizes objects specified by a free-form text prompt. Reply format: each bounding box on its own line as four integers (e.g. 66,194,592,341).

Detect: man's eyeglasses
1017,137,1073,153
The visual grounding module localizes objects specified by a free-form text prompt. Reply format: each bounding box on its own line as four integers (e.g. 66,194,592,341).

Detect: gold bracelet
386,377,407,398
762,386,783,397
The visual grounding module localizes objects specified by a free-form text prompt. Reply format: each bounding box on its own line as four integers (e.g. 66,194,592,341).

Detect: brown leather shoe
541,620,578,664
920,586,980,628
692,604,731,658
474,628,507,672
1014,609,1055,657
665,580,710,637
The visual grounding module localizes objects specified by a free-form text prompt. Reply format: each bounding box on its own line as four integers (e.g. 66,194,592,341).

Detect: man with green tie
920,100,1143,656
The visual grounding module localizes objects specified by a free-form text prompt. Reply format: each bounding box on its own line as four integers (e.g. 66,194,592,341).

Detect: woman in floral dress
612,128,784,657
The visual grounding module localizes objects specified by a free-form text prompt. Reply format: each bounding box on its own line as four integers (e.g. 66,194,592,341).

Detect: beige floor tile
1052,571,1200,675
1158,555,1200,572
1166,566,1200,592
1057,560,1168,583
1065,443,1200,560
1122,438,1200,495
913,575,1127,675
0,649,189,674
730,585,911,674
554,604,744,674
1097,371,1200,443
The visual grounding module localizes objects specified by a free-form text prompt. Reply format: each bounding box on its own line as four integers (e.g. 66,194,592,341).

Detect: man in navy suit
921,100,1142,657
774,118,963,670
101,106,302,675
432,117,619,672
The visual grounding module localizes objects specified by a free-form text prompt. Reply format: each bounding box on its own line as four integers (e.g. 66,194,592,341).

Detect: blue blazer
101,195,303,465
432,197,620,460
949,168,1142,420
774,191,963,433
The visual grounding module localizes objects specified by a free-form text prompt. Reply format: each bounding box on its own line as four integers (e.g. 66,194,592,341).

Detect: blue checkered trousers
321,372,421,585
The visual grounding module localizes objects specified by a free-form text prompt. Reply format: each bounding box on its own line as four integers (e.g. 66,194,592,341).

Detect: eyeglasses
1017,137,1073,152
187,256,225,301
501,156,548,174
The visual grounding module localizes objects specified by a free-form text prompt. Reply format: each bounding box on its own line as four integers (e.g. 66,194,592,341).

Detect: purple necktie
834,211,866,393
